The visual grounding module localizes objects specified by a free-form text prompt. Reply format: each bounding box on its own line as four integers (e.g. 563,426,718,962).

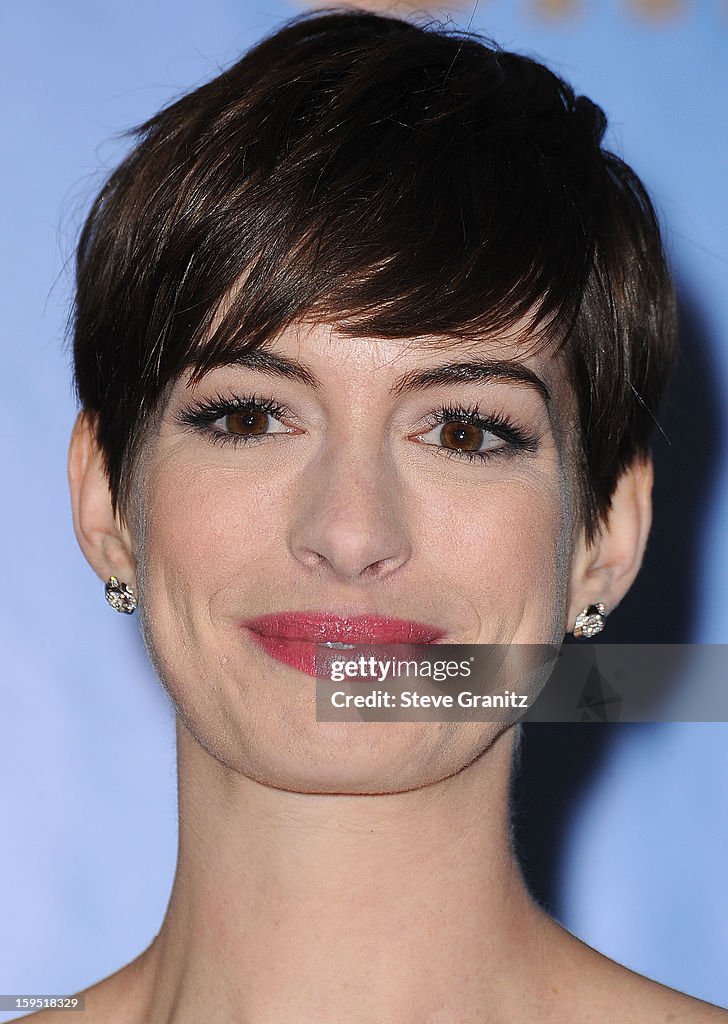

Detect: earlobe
567,457,654,632
67,411,136,588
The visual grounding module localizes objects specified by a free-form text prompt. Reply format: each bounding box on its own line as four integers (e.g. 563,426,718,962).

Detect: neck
136,722,552,1024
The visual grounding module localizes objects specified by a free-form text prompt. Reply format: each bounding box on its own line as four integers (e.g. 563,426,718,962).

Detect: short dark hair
70,7,676,543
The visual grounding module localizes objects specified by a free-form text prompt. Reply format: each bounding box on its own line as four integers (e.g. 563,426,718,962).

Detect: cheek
134,457,286,728
141,460,280,594
133,459,283,702
415,470,570,642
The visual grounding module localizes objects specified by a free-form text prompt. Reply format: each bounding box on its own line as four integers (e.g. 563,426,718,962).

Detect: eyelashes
425,402,539,461
177,391,292,432
174,391,540,464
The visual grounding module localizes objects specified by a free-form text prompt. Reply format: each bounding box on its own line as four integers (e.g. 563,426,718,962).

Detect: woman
19,7,727,1021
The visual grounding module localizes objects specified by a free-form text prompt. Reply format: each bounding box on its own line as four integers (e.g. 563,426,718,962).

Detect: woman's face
130,321,578,793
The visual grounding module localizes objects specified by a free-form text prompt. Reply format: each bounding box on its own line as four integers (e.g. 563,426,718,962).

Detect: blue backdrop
1,0,726,1013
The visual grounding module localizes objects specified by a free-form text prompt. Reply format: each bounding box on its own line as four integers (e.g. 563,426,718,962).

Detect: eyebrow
197,349,551,405
389,359,551,404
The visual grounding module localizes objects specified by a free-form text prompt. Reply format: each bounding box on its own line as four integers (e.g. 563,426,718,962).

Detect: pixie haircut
71,7,676,544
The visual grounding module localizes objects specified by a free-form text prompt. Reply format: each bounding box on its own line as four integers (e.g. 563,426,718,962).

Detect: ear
67,411,137,589
567,456,653,631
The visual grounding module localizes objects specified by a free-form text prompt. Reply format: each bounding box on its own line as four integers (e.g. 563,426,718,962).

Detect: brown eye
439,421,485,453
177,393,296,448
224,409,270,436
414,413,509,460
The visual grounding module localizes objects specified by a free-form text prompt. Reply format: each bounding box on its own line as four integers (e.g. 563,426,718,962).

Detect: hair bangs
183,95,592,384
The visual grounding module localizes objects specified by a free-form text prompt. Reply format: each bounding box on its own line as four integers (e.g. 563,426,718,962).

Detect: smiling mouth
240,611,446,645
240,612,445,679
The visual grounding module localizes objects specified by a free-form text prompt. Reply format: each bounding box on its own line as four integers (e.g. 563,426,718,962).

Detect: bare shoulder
550,921,728,1023
605,965,728,1022
625,971,728,1022
4,946,155,1024
4,978,122,1024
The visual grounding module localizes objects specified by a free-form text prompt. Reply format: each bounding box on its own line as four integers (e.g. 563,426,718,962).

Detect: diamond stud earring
573,602,606,638
105,575,137,614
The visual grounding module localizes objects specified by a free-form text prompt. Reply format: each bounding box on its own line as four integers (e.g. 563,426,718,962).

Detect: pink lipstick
240,611,445,677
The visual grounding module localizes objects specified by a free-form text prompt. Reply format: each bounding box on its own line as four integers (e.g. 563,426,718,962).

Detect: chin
224,720,505,796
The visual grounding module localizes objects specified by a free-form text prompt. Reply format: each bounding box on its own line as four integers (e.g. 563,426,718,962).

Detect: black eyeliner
174,391,540,461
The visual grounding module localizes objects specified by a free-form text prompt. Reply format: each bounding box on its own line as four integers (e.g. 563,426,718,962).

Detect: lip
240,611,446,678
242,611,446,644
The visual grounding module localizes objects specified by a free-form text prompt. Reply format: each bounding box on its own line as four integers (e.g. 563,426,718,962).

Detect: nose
287,445,413,584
